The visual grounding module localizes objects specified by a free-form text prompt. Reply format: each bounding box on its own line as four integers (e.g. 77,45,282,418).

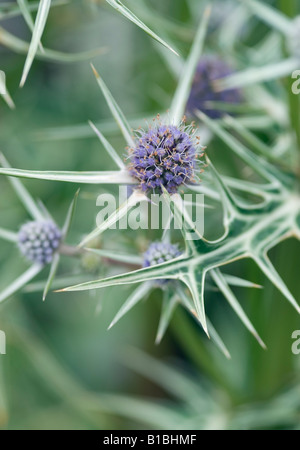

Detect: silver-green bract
0,154,79,303
215,0,300,91
0,0,106,101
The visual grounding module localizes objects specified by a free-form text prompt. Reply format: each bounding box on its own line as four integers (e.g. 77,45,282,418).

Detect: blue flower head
129,118,204,193
143,241,182,285
18,220,62,265
187,56,242,119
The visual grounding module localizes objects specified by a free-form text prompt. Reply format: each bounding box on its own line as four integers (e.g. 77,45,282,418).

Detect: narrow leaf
0,264,43,304
211,269,266,349
223,274,262,289
239,0,291,34
0,228,18,242
206,156,240,225
181,269,208,336
0,166,136,185
170,6,211,124
105,0,178,56
62,189,80,237
85,248,143,266
78,190,148,248
214,58,298,91
0,153,44,221
58,257,187,292
156,292,177,344
196,111,281,184
91,64,135,148
20,0,51,87
254,255,300,314
42,252,60,301
0,26,105,63
17,0,44,52
178,285,230,358
89,121,125,170
108,282,151,329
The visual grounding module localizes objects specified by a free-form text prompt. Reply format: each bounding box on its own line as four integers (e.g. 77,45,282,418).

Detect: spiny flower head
287,16,300,60
18,220,62,265
143,241,182,285
128,118,204,194
187,56,242,119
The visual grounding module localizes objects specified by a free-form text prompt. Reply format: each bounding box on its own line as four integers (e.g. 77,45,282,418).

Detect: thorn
90,63,100,79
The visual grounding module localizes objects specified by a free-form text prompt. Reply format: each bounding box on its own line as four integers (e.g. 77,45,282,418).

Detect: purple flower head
18,220,62,266
187,56,242,119
129,120,204,193
143,241,182,285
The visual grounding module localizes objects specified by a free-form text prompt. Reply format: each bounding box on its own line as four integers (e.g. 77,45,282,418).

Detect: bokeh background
0,0,300,429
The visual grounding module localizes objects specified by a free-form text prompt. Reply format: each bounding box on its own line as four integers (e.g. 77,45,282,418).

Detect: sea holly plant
0,8,211,246
0,5,299,357
55,112,300,356
0,154,81,303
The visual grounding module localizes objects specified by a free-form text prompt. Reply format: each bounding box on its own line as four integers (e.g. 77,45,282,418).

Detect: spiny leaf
178,285,231,359
85,248,143,266
88,121,125,170
0,166,136,185
20,0,51,87
24,274,94,293
239,0,291,34
78,190,148,248
0,153,44,221
0,264,43,304
62,189,80,237
214,58,298,91
108,282,151,330
58,256,188,292
169,6,211,124
0,26,106,63
0,0,67,20
206,156,240,227
42,253,60,301
156,291,178,344
181,269,208,336
254,254,300,314
17,0,44,52
105,0,178,56
211,269,266,349
91,64,135,148
0,228,18,243
196,111,284,185
162,189,203,254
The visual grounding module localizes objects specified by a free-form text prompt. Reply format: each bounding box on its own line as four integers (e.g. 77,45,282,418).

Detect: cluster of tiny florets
186,56,242,119
287,16,300,60
128,119,204,194
143,241,182,267
143,241,182,285
18,220,62,265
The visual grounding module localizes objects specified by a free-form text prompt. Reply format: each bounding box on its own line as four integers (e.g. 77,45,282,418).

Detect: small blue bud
18,220,62,266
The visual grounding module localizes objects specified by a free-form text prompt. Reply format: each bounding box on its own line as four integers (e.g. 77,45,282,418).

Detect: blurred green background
0,0,300,429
